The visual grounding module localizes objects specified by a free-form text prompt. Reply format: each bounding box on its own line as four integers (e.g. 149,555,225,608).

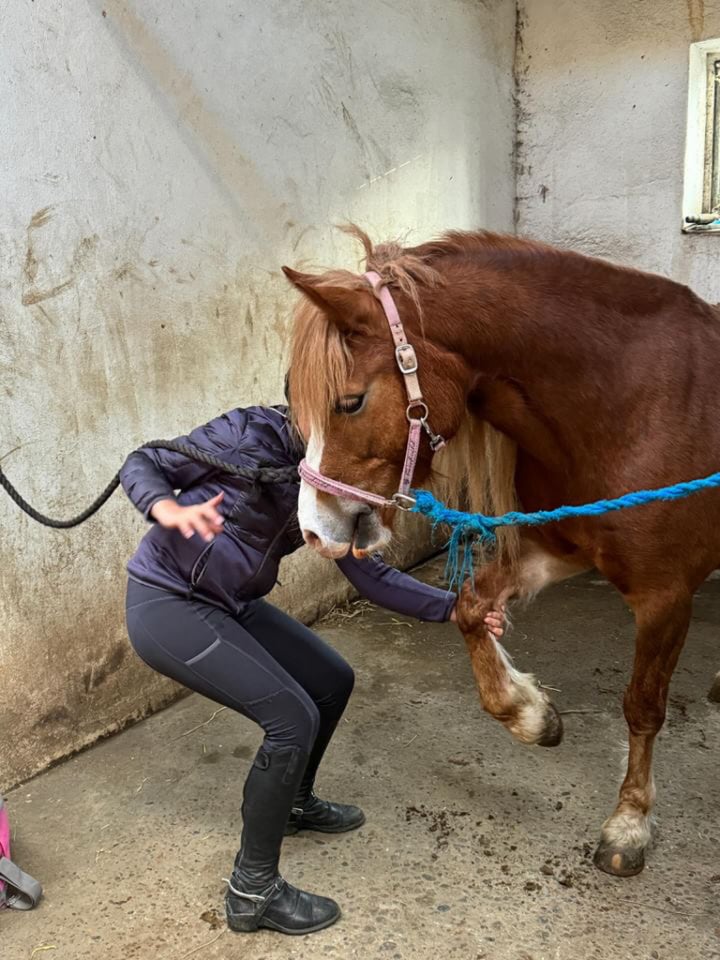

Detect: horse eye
334,394,365,415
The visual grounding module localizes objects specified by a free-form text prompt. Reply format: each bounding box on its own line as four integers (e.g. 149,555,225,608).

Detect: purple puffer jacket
120,405,455,621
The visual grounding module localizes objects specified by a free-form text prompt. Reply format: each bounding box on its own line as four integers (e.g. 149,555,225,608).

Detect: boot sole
285,812,366,836
228,910,341,935
261,908,341,935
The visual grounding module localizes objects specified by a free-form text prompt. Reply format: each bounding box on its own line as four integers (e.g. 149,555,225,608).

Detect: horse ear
282,266,376,334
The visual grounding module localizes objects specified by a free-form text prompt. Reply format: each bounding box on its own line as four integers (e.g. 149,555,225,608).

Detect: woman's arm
120,412,242,536
335,553,456,623
120,426,216,519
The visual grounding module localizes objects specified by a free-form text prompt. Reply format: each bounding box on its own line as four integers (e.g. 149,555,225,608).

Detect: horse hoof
593,842,645,877
536,703,563,747
708,672,720,703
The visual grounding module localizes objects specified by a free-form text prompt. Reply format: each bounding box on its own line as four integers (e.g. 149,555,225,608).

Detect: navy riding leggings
125,580,355,797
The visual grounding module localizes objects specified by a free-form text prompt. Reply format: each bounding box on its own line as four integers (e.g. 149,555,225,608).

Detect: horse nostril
304,530,322,548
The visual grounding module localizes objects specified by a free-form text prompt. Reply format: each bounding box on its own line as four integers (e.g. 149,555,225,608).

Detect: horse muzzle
300,502,392,560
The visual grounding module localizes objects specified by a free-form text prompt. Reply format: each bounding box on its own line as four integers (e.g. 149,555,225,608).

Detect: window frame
682,39,720,234
709,56,720,213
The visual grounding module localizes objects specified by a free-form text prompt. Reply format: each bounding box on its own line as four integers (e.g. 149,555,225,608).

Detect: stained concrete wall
0,0,516,788
516,0,720,304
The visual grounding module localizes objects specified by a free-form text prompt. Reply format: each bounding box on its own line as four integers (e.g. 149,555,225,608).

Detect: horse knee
622,664,677,736
623,690,666,736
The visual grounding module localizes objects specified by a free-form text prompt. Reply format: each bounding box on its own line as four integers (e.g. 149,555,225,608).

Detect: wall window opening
683,40,720,233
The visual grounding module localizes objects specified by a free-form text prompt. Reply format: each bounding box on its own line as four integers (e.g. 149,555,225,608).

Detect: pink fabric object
0,795,42,909
0,799,9,902
298,459,395,507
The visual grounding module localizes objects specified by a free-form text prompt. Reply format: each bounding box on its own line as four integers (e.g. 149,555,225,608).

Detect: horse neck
413,263,653,473
421,274,609,390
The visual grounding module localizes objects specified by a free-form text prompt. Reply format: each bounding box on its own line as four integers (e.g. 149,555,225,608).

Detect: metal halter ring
406,401,429,423
392,492,417,511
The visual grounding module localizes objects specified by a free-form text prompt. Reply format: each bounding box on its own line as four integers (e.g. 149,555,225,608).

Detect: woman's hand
484,608,506,638
150,493,225,542
449,603,506,637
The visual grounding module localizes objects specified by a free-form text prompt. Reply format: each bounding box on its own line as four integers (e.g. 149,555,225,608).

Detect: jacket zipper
241,514,293,593
189,541,215,589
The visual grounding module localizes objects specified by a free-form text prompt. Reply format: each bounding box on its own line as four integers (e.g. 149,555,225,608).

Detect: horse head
283,237,471,558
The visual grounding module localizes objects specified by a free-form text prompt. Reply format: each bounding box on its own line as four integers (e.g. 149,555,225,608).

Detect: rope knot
411,489,498,590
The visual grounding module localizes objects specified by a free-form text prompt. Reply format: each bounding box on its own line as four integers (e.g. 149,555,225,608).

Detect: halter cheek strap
297,270,445,509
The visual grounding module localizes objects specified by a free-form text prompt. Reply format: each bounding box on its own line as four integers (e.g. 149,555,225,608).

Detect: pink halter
298,271,445,509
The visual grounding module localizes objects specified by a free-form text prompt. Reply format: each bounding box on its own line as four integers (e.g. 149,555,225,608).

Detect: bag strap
0,856,43,910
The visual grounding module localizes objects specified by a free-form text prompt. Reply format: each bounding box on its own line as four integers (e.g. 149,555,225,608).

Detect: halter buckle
395,343,418,375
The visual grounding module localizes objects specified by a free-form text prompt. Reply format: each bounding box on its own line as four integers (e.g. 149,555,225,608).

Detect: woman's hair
283,370,305,452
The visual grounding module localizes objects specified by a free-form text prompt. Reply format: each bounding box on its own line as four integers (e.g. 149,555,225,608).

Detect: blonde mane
288,226,519,564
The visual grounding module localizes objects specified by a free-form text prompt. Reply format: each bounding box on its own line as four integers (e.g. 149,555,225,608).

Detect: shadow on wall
102,1,287,244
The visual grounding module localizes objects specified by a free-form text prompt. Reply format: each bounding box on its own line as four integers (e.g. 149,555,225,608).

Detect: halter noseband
298,270,445,510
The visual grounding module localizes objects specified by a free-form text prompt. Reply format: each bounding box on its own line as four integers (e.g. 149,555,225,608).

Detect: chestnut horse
283,229,720,878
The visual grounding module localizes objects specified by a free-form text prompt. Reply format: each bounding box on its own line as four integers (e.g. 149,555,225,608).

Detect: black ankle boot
285,792,366,836
226,874,340,935
225,745,340,935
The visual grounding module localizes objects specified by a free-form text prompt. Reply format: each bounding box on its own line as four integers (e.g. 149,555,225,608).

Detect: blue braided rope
411,470,720,589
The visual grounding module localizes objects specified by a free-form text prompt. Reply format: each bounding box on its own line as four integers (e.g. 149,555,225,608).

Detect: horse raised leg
594,588,692,877
456,540,589,746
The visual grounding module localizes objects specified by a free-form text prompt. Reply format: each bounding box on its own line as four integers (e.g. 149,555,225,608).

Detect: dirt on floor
3,557,720,960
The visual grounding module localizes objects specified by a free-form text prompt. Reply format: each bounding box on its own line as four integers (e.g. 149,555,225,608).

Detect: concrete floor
3,557,720,960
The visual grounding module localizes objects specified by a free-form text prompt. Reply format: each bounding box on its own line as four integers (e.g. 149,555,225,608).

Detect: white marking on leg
601,747,656,851
600,808,653,851
492,639,551,744
476,544,587,743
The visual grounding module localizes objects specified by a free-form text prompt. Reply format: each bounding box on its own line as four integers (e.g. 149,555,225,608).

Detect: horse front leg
594,589,692,877
456,541,588,747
